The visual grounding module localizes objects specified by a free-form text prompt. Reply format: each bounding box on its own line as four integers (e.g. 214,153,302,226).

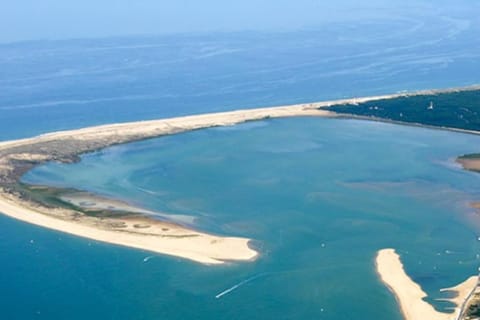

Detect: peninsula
0,104,333,264
0,86,479,271
376,249,478,320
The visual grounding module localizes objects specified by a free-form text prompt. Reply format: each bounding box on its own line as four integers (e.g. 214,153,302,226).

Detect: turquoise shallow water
1,6,480,318
22,117,480,319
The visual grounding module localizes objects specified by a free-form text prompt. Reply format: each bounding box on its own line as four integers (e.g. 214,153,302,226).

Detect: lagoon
20,117,480,319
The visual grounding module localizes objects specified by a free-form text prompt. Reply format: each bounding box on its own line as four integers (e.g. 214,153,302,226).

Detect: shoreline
457,156,480,173
1,85,479,265
0,103,334,264
0,191,257,264
335,113,480,137
376,249,478,320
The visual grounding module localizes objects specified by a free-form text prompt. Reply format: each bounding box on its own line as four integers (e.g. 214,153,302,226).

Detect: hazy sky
0,0,473,43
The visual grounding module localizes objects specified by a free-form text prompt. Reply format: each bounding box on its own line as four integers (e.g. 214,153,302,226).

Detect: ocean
1,7,480,320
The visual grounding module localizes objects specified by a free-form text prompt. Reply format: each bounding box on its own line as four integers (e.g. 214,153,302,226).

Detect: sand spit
0,193,256,264
0,103,335,265
0,85,478,264
457,157,480,173
376,249,478,320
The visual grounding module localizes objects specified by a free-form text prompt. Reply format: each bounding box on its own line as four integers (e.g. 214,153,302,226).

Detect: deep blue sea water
1,5,480,319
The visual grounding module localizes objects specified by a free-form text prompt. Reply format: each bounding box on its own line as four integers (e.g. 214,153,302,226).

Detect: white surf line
215,274,265,299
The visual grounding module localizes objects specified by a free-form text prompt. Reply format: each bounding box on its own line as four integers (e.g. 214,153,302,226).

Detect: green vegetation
464,293,480,319
17,183,135,218
458,153,480,160
329,89,480,131
17,183,78,210
467,303,480,318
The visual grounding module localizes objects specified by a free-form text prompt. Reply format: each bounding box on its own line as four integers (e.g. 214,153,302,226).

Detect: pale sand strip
0,86,478,265
0,194,257,264
376,249,477,320
3,83,480,150
457,158,480,172
0,105,332,150
0,105,333,264
2,84,480,151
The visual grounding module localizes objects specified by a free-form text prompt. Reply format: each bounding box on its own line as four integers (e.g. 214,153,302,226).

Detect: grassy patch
16,183,136,218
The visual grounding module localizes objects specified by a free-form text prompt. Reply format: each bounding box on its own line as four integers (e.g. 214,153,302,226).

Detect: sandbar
0,102,334,264
0,86,478,265
376,248,478,320
457,157,480,173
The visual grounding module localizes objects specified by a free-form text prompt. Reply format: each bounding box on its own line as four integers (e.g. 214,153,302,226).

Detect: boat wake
143,255,155,262
215,274,265,299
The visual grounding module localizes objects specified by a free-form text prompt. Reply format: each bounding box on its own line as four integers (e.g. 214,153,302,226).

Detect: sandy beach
0,192,258,264
0,86,479,265
457,157,480,172
0,102,335,265
376,248,478,320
